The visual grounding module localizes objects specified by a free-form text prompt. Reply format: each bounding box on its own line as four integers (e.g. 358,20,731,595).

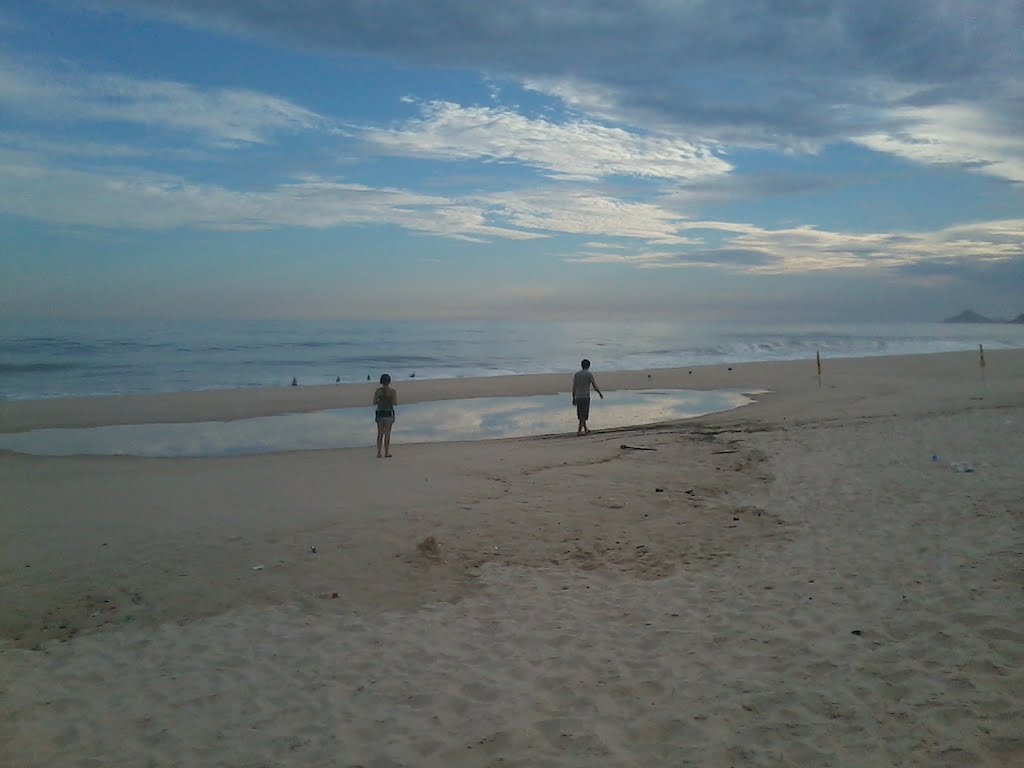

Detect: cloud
0,141,699,243
0,54,325,145
564,219,1024,275
362,100,731,182
475,188,697,243
0,130,153,161
6,127,1021,275
0,147,542,239
894,250,1024,287
852,99,1024,182
105,1,1021,84
702,221,1024,274
103,0,1024,174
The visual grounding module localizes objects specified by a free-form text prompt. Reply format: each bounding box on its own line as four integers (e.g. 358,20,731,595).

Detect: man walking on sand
572,358,603,436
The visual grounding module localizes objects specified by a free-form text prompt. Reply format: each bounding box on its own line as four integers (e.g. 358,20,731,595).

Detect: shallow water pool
0,389,755,457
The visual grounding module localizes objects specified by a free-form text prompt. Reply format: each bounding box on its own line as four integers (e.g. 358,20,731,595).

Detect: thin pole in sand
816,350,822,389
979,343,986,384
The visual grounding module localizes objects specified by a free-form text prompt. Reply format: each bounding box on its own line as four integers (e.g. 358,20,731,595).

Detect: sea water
2,318,1022,401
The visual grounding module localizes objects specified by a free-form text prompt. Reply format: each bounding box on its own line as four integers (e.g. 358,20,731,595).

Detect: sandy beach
2,349,1023,767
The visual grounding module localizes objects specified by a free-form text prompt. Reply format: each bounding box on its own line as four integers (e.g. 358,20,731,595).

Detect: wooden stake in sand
979,344,986,384
816,350,822,389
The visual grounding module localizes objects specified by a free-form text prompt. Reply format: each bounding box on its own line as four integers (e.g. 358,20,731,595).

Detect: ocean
2,318,1023,401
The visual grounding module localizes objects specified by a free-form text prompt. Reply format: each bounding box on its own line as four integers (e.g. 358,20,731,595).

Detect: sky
1,0,1022,323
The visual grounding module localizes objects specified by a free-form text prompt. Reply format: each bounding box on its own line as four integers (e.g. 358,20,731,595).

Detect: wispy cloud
5,132,1023,275
852,100,1024,182
362,100,731,182
475,188,697,244
565,219,1024,275
0,147,541,240
0,130,154,160
0,55,325,146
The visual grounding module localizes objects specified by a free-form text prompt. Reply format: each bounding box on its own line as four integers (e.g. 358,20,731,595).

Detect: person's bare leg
376,423,385,457
384,423,393,457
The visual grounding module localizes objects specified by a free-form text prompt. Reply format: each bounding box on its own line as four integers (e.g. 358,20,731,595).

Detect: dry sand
1,350,1022,767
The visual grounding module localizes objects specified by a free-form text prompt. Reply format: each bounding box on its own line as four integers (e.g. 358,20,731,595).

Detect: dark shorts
575,398,591,421
375,409,395,425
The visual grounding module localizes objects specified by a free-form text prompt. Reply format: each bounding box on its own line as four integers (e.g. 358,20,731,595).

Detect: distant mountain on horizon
944,309,1024,324
944,309,996,323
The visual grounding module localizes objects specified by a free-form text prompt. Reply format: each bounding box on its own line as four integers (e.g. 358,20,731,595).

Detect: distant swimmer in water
373,373,397,458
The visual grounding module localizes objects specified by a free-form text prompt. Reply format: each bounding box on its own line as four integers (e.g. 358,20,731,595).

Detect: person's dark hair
581,359,591,369
379,373,391,385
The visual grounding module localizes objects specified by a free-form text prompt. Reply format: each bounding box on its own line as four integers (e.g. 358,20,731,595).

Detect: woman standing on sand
373,374,397,458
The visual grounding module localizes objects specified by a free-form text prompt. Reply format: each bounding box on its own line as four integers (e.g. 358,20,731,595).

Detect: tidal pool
0,389,756,458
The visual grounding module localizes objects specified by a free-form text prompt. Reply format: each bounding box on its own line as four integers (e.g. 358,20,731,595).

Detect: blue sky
1,0,1022,322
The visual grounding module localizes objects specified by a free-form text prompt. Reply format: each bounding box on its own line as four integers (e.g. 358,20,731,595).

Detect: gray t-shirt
572,369,596,399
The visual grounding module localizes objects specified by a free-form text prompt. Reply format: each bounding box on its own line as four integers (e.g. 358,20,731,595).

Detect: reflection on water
0,389,755,458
